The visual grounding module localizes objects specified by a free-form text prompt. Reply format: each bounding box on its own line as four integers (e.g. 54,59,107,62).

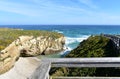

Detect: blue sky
0,0,120,25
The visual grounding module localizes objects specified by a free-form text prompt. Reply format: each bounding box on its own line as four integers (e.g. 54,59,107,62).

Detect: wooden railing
30,58,120,79
51,77,120,79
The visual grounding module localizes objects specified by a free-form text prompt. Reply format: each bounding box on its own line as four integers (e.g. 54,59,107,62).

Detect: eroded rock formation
0,35,65,74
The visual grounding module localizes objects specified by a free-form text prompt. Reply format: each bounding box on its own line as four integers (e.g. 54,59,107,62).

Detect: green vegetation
0,28,63,51
66,35,118,57
50,35,120,77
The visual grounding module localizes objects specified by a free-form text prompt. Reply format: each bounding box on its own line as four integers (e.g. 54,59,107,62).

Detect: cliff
0,28,65,74
66,35,118,57
50,35,119,77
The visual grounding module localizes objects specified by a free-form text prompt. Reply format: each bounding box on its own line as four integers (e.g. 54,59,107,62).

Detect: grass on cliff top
0,28,63,51
66,35,118,57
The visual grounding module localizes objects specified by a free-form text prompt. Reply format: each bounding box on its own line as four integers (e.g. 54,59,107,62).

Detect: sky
0,0,120,25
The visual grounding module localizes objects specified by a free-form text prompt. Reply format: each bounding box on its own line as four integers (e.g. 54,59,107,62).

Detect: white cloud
0,0,120,24
79,0,98,9
0,0,97,17
0,0,51,16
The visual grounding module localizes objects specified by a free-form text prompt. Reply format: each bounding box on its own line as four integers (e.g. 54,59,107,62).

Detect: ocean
1,25,120,58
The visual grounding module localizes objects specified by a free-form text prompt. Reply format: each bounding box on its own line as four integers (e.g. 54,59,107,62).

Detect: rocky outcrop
19,36,65,56
0,35,65,74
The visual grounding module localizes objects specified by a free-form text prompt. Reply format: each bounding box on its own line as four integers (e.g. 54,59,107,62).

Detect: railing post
46,73,49,79
30,61,51,79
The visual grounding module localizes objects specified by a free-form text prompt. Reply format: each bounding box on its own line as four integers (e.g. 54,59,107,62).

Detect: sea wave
60,46,72,55
60,35,90,56
53,30,63,34
65,35,90,45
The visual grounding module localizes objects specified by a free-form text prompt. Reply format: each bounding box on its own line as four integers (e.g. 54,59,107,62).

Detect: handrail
30,58,120,79
51,77,120,79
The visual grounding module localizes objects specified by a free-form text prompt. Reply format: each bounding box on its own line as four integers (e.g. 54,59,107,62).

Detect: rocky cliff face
0,35,65,74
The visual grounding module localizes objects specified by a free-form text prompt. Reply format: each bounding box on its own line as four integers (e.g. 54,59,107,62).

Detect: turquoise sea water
1,25,120,58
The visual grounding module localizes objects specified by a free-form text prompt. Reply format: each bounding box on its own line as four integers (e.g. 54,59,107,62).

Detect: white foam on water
53,30,63,34
60,35,90,55
60,47,72,55
65,35,90,45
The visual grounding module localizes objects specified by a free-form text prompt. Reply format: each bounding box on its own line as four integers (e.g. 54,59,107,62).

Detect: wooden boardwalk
103,34,120,50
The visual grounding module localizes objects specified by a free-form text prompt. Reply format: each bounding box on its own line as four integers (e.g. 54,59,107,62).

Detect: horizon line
1,24,120,26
